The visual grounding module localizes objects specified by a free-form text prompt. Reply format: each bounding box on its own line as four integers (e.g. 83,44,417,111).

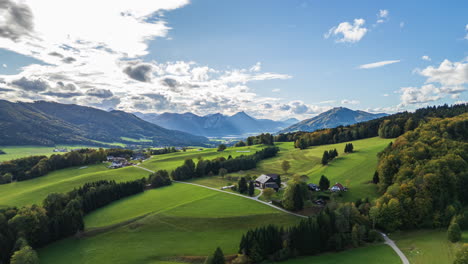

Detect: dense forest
274,104,468,149
371,113,468,231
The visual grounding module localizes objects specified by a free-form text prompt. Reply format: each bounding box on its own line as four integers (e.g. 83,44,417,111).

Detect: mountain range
279,107,387,133
0,100,210,147
135,111,298,137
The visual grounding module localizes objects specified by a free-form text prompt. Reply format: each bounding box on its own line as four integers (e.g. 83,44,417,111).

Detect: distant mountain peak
279,108,387,134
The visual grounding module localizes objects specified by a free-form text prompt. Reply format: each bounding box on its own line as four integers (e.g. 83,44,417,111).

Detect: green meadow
0,145,96,162
0,164,149,208
38,183,301,264
390,229,468,264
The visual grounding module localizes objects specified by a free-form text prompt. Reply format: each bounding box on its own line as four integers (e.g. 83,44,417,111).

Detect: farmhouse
107,156,131,169
53,148,67,152
330,183,347,192
255,174,280,190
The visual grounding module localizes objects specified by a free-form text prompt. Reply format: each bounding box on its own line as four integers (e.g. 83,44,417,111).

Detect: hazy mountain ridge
0,100,210,146
135,111,294,137
279,107,387,133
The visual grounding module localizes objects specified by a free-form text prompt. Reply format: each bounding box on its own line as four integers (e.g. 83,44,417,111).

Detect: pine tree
238,177,248,194
321,151,329,165
209,247,225,264
293,184,304,211
248,181,255,196
319,175,330,191
372,171,380,184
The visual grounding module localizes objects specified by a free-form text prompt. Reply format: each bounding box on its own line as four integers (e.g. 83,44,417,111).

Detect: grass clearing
0,164,149,208
390,229,468,264
0,145,96,162
39,183,301,264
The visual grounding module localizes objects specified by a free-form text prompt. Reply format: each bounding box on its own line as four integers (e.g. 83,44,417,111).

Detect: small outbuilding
330,183,347,192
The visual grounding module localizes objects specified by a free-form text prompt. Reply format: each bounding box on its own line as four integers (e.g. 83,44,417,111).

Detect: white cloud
249,62,261,72
341,99,360,105
272,88,281,93
421,55,431,61
377,9,389,24
358,60,400,69
383,94,389,97
325,18,368,43
2,64,6,68
399,58,468,105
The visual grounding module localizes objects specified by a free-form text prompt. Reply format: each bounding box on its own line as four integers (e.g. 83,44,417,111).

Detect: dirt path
380,232,410,264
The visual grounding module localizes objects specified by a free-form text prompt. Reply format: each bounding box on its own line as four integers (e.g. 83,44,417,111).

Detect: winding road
133,164,410,264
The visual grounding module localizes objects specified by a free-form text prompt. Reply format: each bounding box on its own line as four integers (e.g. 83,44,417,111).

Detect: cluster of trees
282,176,310,211
279,104,468,150
234,140,247,147
238,201,381,263
105,148,134,158
246,133,275,146
370,113,468,231
0,149,5,155
0,148,108,183
171,147,279,180
236,177,255,196
148,170,172,188
344,143,354,153
217,144,227,152
0,178,146,264
321,149,338,165
148,147,177,155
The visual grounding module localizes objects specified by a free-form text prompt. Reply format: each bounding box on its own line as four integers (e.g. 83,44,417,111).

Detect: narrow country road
380,232,410,264
133,165,410,264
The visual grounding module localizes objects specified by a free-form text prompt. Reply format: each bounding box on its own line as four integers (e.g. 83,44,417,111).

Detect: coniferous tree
319,175,330,191
372,171,380,184
321,151,329,165
248,181,255,196
293,184,304,211
238,177,248,194
209,247,225,264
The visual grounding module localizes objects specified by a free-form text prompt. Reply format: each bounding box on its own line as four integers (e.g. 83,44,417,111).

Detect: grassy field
39,183,301,264
0,163,150,208
0,145,97,162
121,137,152,143
227,137,392,202
280,244,401,264
390,229,468,264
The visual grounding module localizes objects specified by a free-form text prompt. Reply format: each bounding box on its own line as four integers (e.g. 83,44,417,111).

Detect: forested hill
0,100,210,147
372,113,468,231
276,104,468,149
279,107,387,133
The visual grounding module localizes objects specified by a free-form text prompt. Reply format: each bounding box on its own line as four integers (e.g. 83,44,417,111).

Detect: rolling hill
135,111,294,137
0,100,210,147
279,107,387,133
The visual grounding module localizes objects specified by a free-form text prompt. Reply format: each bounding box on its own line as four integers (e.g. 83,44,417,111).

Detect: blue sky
0,0,466,120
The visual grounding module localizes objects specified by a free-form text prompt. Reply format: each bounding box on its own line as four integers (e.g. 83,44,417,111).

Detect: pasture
39,183,301,264
0,145,95,162
0,163,149,208
391,229,467,264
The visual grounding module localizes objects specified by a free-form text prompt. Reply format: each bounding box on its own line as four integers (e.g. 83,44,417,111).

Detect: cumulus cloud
2,64,6,68
421,55,431,61
86,88,113,98
124,63,153,82
376,9,389,24
325,18,368,43
11,77,49,91
0,0,34,41
399,58,467,105
250,62,261,72
358,60,400,69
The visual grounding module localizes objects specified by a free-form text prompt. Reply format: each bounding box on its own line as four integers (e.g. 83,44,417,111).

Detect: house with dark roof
255,174,280,190
308,183,320,191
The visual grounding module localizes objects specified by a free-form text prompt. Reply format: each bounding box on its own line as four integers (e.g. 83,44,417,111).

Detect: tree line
237,201,381,263
321,149,338,166
147,147,178,155
0,177,147,264
171,146,279,181
274,104,468,150
246,133,275,146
